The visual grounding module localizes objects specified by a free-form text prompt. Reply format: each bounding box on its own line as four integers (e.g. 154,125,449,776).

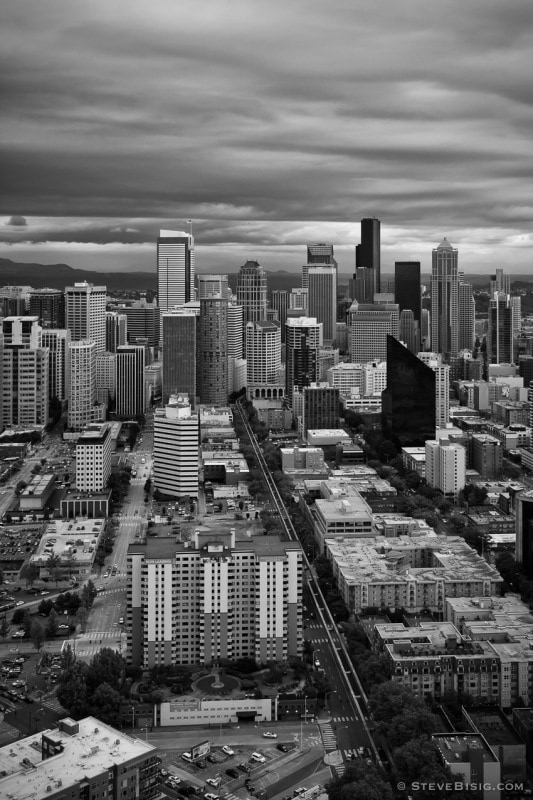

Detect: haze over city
1,0,533,275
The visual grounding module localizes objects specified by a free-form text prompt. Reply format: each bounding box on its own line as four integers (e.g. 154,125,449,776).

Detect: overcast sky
1,0,533,276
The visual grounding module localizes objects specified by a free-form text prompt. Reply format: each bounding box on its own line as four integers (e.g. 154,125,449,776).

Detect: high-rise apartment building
105,311,127,352
431,238,459,359
95,351,116,408
307,265,338,343
289,287,309,315
29,288,65,329
236,260,268,327
116,345,146,418
301,384,340,435
0,717,158,800
511,295,522,338
246,320,281,388
65,282,106,352
157,229,195,312
227,300,245,395
161,304,199,406
153,395,199,499
75,422,113,492
68,339,104,430
356,217,381,293
348,303,399,363
41,328,70,404
123,296,160,349
285,316,322,407
487,292,513,364
1,317,49,428
458,279,475,352
127,528,302,667
198,276,228,405
425,439,466,498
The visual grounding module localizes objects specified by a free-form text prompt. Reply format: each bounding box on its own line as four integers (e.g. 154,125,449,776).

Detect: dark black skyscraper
382,336,436,446
356,217,381,293
394,261,421,324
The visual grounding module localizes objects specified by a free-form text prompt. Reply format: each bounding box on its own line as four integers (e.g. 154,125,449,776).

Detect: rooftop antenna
187,219,193,236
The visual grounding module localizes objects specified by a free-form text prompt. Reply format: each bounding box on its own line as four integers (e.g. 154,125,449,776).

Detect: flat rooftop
433,733,498,764
0,717,154,800
466,707,523,747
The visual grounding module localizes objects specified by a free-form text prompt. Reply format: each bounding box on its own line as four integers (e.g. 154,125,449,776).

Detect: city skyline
1,1,532,275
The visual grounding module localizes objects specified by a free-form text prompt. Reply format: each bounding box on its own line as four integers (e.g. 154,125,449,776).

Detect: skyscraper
1,317,49,427
157,229,195,312
430,238,459,358
123,296,160,349
161,305,199,406
285,316,322,407
487,292,513,364
198,276,228,405
395,261,421,325
490,268,511,297
271,290,289,342
399,309,418,353
356,217,381,293
303,242,336,289
105,311,127,352
116,345,146,418
153,395,199,500
29,289,65,329
381,336,436,446
516,490,533,579
236,260,268,326
41,328,71,405
227,300,245,395
458,279,475,352
246,320,281,388
348,303,399,363
307,265,338,343
68,339,103,430
65,282,107,352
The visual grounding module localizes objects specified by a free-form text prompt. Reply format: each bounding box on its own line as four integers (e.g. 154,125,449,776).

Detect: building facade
153,395,199,498
75,423,113,492
157,229,195,312
431,238,459,358
65,282,107,352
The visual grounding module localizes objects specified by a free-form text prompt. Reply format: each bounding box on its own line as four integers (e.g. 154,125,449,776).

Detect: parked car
226,768,239,779
206,777,221,788
262,731,277,738
221,745,234,756
251,752,266,763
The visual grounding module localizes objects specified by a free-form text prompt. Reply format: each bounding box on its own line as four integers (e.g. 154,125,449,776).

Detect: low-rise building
463,706,527,783
0,716,158,800
432,733,501,800
30,518,105,580
19,473,55,510
75,422,113,492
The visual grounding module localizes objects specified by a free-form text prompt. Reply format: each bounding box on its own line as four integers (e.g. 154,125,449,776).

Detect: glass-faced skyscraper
236,260,268,326
157,229,195,312
356,217,381,294
431,238,459,359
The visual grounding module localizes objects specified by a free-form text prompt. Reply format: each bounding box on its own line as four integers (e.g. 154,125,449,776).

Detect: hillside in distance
0,258,157,291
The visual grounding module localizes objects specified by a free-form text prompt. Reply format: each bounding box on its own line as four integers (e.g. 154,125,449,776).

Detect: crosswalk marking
318,722,337,752
332,715,353,723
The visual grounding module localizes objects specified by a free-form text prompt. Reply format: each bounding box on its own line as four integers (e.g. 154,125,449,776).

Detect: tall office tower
285,316,322,407
227,300,245,394
356,217,381,293
65,282,107,352
511,295,522,337
123,296,160,349
348,266,375,303
198,276,228,404
246,320,281,388
0,332,3,428
29,288,65,328
68,339,102,430
105,311,127,352
490,268,511,296
236,260,268,326
1,317,49,427
95,351,116,407
153,394,199,499
348,303,399,363
458,280,475,351
145,362,162,405
421,308,431,349
302,242,336,289
425,439,466,498
430,238,459,359
197,273,229,299
289,287,309,314
0,286,29,317
116,345,146,418
417,350,450,429
302,384,339,435
307,265,338,343
519,356,533,388
157,229,195,312
382,337,436,446
41,329,70,405
271,290,289,342
395,261,421,325
161,305,199,406
516,490,533,578
75,422,113,492
399,309,418,353
127,527,302,667
487,293,513,364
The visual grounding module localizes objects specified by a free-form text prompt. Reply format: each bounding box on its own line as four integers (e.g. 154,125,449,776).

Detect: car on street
203,794,220,800
40,590,50,596
237,763,250,773
262,731,277,738
206,777,221,788
276,743,295,753
221,745,234,756
15,600,24,607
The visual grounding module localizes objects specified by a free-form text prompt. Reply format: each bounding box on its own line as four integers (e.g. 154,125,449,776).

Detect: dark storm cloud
1,0,532,272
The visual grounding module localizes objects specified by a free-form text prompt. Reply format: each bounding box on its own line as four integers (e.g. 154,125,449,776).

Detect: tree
81,580,97,609
75,604,89,633
45,609,59,639
370,681,423,723
393,738,456,800
86,648,125,693
46,552,63,585
0,616,9,640
30,619,45,651
25,563,40,588
325,763,393,800
385,706,438,748
60,643,76,671
90,682,122,727
57,661,90,718
38,598,55,616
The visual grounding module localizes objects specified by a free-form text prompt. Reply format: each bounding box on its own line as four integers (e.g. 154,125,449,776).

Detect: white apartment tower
245,320,281,387
157,230,195,312
75,422,113,492
198,276,228,405
68,339,104,430
1,317,49,427
65,282,107,352
153,395,199,498
41,328,71,403
425,439,466,498
116,345,146,417
127,528,303,667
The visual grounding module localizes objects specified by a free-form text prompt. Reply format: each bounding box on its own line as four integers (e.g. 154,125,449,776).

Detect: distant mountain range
0,257,529,295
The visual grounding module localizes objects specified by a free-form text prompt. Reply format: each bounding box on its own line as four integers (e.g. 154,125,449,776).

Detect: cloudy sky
1,0,532,276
